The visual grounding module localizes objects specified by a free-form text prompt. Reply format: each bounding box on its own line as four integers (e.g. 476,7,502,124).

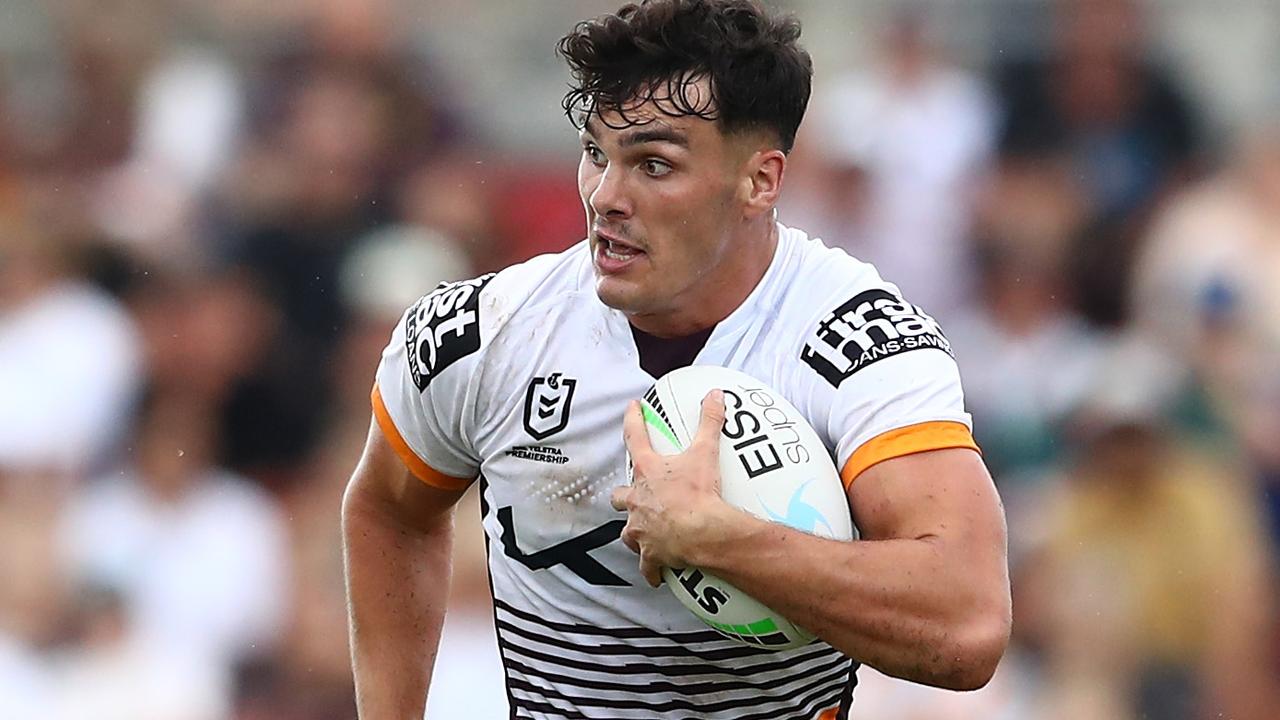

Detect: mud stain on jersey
482,292,510,332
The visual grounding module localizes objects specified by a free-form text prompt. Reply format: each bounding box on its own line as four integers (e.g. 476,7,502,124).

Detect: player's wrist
678,500,759,570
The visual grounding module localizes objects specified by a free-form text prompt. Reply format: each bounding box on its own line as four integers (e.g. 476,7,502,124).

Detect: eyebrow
583,117,689,149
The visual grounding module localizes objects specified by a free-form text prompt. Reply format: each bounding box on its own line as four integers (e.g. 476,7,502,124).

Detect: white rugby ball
634,365,854,650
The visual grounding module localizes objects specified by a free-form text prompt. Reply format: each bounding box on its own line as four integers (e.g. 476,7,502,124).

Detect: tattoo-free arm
687,447,1011,690
613,395,1010,690
342,418,468,718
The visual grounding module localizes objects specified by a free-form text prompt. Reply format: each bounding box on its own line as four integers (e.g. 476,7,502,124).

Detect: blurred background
1,0,1278,718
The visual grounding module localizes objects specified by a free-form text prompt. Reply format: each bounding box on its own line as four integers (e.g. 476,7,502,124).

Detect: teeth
603,240,637,261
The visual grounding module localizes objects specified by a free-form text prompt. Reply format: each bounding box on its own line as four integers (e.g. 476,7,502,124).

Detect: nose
588,163,632,220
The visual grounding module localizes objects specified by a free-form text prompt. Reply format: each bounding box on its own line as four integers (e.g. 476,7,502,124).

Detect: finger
622,399,658,463
610,486,630,512
692,389,726,452
620,527,640,555
639,554,663,587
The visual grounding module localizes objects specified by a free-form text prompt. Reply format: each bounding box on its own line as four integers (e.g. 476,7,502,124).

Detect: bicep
345,417,470,532
846,448,1006,553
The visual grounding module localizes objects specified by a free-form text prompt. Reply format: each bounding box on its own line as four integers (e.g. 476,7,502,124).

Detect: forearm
343,485,454,719
689,508,1009,689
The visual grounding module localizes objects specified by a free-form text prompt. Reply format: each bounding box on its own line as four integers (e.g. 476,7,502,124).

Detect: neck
627,218,778,338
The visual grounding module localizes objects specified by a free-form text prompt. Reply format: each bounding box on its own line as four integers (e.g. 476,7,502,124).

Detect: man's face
577,88,756,327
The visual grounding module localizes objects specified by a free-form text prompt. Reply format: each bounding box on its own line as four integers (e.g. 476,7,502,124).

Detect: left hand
611,389,728,587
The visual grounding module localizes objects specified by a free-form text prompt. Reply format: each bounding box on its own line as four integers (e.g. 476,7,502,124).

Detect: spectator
949,154,1105,488
227,226,478,719
1132,122,1280,432
50,586,227,720
90,45,244,268
1132,119,1280,571
0,219,141,476
58,389,290,671
995,0,1206,326
1023,365,1279,720
214,61,414,475
786,8,995,315
997,0,1203,220
396,156,500,270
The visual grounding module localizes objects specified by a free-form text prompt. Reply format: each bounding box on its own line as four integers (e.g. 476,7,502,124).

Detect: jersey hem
839,420,979,488
370,384,474,491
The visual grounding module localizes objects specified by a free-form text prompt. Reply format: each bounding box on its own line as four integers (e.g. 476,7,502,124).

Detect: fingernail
710,389,724,402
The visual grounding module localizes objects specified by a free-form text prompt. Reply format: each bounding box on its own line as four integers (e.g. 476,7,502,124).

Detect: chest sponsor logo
405,273,495,392
505,445,571,465
801,288,952,388
523,373,577,441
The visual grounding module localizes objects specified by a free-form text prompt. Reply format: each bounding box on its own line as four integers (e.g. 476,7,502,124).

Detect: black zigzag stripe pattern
488,597,858,719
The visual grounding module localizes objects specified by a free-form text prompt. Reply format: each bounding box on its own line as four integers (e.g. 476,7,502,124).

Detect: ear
740,149,786,220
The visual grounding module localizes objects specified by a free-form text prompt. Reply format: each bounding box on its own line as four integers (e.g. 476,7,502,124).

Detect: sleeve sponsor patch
405,273,496,391
800,288,952,388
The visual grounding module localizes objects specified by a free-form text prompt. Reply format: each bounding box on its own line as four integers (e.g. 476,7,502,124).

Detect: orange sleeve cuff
370,384,474,491
840,420,979,488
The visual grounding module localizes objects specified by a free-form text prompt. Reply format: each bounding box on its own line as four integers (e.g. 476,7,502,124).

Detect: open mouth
594,230,645,272
602,239,641,261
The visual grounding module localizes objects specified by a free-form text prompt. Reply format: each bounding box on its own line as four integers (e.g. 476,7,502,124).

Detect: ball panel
639,397,683,454
661,366,853,541
661,566,815,649
632,366,853,651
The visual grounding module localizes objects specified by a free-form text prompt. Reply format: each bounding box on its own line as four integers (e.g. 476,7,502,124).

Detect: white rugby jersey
373,224,978,720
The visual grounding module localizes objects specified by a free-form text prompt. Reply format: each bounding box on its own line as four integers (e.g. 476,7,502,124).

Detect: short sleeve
790,285,979,489
371,275,495,490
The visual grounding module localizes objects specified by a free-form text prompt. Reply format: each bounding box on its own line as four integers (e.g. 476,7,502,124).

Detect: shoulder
399,242,589,392
770,226,889,336
774,227,955,389
778,226,883,292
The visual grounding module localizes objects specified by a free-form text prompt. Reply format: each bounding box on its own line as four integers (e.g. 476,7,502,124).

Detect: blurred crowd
0,1,1277,719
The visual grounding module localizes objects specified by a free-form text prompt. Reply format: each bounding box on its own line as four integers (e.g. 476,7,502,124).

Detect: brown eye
643,158,672,177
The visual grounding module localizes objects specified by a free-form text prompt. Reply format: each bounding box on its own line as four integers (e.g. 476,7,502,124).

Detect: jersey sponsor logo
800,288,952,388
405,273,495,391
523,373,577,441
505,445,571,465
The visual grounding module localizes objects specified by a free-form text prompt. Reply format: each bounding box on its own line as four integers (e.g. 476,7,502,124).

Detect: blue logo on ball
761,479,833,536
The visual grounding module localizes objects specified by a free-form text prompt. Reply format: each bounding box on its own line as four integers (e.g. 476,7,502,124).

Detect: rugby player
343,1,1011,717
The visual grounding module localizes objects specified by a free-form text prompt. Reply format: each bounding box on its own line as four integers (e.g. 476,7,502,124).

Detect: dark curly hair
557,0,812,153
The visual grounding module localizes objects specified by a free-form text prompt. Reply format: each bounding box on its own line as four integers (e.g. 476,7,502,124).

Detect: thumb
692,389,726,455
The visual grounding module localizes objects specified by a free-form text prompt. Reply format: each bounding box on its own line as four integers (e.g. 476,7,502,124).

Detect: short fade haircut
557,0,813,153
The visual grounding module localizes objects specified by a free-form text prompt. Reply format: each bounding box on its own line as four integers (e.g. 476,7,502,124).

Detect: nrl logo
523,373,577,441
